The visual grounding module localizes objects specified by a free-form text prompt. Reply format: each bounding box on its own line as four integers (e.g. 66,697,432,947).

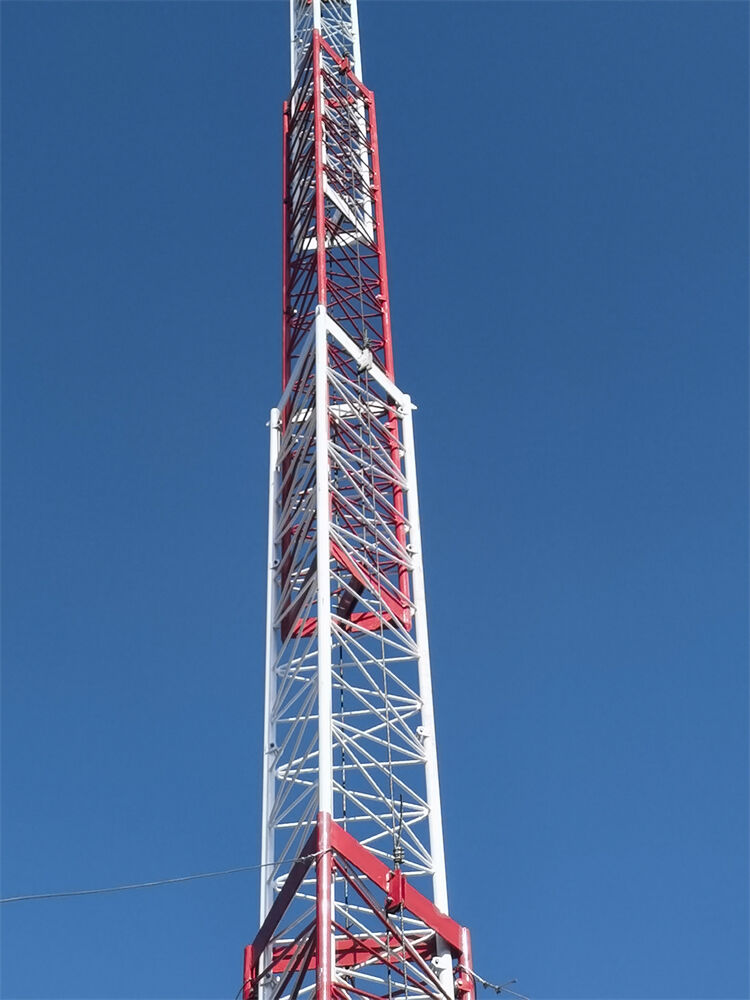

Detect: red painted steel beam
272,933,434,973
242,945,255,1000
312,31,327,308
329,821,465,953
457,927,477,1000
331,857,453,1000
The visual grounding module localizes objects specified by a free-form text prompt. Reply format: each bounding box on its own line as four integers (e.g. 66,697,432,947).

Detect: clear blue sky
2,2,747,998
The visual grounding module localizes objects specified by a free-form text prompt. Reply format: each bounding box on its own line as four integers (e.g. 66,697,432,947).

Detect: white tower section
260,319,451,907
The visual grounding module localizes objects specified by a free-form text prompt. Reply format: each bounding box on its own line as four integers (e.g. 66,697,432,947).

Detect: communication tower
242,7,477,1000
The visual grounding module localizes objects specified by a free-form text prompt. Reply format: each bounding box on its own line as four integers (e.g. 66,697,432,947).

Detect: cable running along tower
243,6,476,1000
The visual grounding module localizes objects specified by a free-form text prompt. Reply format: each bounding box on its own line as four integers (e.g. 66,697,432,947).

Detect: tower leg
316,813,333,1000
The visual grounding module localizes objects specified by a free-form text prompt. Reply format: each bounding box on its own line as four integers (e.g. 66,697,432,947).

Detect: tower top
290,0,363,82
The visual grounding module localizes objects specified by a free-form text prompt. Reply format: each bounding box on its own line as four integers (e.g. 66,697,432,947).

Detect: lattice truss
290,0,363,84
246,12,476,1000
248,819,475,1000
284,38,384,386
255,322,470,1000
265,317,432,890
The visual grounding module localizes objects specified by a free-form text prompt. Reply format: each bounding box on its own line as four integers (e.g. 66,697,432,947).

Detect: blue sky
2,2,747,998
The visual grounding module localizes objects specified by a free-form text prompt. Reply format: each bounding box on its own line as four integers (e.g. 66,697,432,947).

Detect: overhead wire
1,849,327,906
458,967,530,1000
233,976,254,1000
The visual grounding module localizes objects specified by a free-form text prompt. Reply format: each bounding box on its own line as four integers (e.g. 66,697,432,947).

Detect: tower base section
243,814,476,1000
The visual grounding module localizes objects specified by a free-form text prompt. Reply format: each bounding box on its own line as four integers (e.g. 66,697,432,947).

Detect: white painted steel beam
314,305,334,817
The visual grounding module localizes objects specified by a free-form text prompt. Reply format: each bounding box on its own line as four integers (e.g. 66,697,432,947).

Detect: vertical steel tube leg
242,945,255,1000
458,927,477,1000
316,812,334,1000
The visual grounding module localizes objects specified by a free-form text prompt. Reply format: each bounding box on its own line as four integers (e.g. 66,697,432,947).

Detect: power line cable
233,976,253,1000
1,850,325,905
459,966,530,1000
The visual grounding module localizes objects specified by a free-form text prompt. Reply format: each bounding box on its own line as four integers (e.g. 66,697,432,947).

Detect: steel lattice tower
242,5,476,1000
